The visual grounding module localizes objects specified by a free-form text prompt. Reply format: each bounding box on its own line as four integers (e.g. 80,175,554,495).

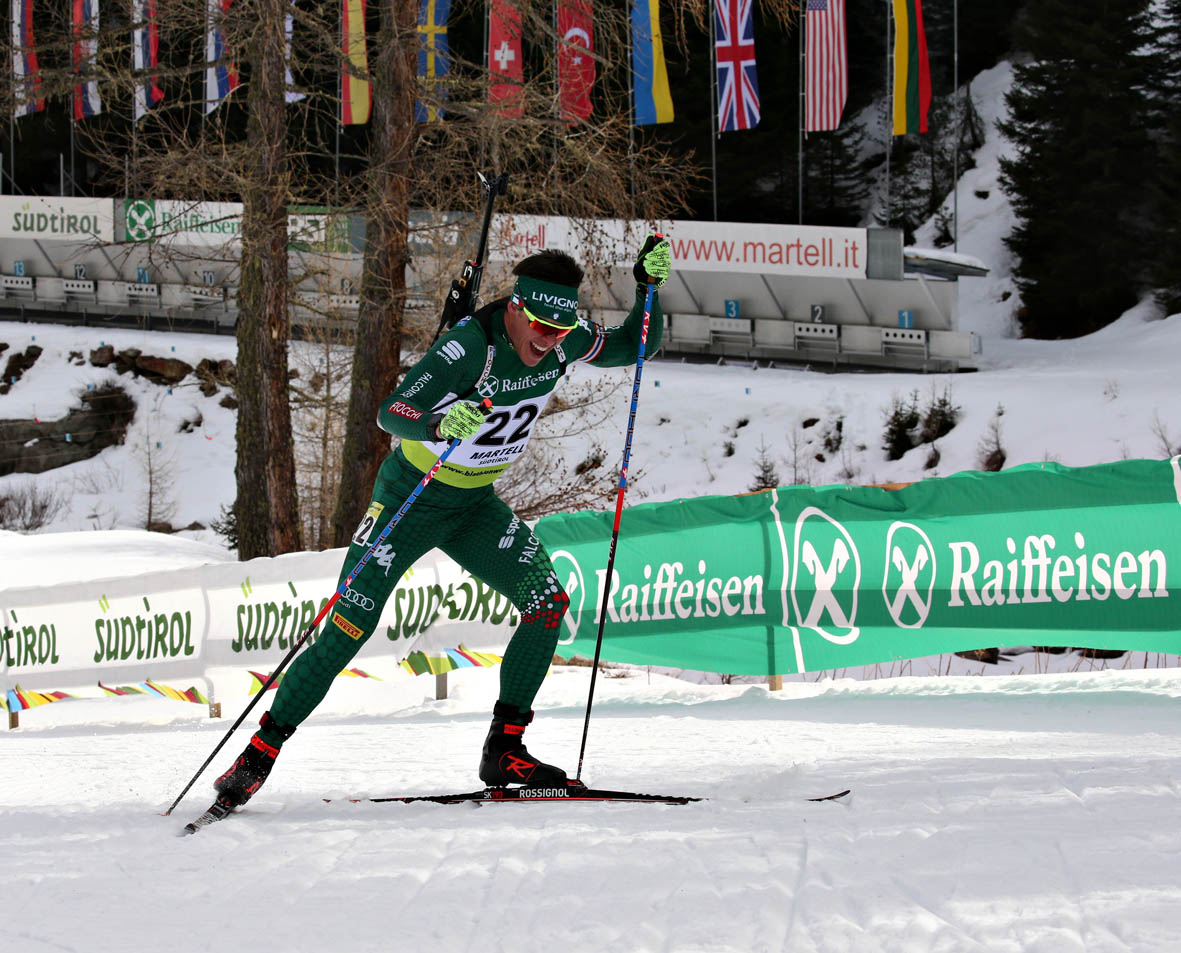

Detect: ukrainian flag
631,0,673,125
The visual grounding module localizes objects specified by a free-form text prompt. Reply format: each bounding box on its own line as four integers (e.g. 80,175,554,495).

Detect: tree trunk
330,0,416,546
234,0,302,559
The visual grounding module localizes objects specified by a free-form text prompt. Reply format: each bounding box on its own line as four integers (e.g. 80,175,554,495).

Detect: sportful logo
882,521,937,628
440,341,466,364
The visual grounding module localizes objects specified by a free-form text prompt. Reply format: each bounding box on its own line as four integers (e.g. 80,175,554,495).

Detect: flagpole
797,3,804,224
952,0,959,251
709,0,717,221
884,0,891,228
628,5,636,214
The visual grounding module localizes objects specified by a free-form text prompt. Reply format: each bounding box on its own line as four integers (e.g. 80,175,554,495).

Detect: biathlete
212,235,672,806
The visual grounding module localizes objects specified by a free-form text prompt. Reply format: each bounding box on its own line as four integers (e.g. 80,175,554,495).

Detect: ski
327,786,701,805
180,798,232,835
326,786,851,806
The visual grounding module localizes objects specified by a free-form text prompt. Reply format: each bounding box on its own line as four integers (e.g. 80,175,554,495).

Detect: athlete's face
505,300,570,367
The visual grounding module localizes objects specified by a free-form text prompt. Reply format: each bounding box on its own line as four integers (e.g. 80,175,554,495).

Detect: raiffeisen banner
120,199,351,253
487,214,868,280
535,458,1181,675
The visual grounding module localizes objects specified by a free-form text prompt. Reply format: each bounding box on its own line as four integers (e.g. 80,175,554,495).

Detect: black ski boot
479,702,570,788
213,713,293,808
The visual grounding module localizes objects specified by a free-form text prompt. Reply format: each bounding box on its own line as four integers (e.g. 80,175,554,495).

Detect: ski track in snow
3,667,1180,953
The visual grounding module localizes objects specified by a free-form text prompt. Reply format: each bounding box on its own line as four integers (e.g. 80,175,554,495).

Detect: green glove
436,400,487,441
632,234,671,288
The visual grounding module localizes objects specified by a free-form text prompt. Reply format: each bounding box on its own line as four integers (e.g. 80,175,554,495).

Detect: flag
132,0,163,120
416,0,449,122
488,0,522,117
714,0,759,132
557,0,594,123
804,0,846,132
341,0,371,124
892,0,930,134
11,0,45,118
630,0,672,125
205,0,240,113
285,2,304,103
72,0,102,120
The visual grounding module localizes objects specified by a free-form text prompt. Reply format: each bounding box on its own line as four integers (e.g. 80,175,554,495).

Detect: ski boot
479,701,574,789
213,712,294,808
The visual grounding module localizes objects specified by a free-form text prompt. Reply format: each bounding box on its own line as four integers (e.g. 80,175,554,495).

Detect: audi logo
343,588,376,611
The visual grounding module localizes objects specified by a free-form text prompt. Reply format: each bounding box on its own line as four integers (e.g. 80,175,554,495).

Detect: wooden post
767,674,783,692
7,710,18,729
435,671,448,700
208,702,222,719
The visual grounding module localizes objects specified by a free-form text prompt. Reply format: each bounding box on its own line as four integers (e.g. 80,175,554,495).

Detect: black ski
807,788,851,802
180,798,232,835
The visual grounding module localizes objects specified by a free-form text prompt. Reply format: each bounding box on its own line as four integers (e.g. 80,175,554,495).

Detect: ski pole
163,409,488,816
575,281,657,782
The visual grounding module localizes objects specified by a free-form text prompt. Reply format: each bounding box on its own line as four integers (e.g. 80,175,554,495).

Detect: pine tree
998,0,1160,338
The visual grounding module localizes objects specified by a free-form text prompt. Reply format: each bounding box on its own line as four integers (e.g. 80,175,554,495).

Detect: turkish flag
488,0,523,117
557,0,594,122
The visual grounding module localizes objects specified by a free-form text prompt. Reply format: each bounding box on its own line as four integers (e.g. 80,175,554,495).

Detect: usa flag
714,0,759,132
805,0,846,131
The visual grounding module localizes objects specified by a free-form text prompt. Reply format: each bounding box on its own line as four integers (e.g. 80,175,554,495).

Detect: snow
3,55,1181,951
5,665,1181,951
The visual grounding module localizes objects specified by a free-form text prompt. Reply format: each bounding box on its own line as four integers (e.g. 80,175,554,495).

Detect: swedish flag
417,0,450,122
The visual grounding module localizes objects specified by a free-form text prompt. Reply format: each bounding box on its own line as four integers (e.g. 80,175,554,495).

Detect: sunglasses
521,304,575,340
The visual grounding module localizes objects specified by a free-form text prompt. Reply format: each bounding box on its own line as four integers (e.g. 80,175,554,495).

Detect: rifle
430,171,509,345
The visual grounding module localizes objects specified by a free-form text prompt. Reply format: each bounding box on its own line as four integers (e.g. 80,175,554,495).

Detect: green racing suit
263,285,663,741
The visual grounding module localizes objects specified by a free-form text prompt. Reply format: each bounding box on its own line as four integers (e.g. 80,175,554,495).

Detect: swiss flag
557,0,594,123
488,0,523,117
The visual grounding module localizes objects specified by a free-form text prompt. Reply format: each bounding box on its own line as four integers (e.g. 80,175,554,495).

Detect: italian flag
891,0,930,135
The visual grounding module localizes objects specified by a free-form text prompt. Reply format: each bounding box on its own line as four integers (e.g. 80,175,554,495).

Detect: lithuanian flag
892,0,930,135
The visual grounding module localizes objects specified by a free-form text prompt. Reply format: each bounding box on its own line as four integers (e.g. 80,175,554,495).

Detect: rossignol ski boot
213,712,294,808
479,701,570,788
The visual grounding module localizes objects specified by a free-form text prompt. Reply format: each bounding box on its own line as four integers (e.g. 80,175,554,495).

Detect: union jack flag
714,0,759,132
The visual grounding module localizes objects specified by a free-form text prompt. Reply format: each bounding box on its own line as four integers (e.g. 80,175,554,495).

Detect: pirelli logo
332,611,364,640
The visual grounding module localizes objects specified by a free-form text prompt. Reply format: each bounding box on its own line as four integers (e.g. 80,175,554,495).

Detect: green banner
535,458,1181,674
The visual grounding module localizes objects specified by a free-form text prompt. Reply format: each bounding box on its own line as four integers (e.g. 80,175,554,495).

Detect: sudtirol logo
440,340,466,364
125,199,157,241
882,521,937,628
550,549,586,646
791,506,861,643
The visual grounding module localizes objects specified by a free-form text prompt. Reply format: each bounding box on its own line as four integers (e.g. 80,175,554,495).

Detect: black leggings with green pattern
265,453,569,741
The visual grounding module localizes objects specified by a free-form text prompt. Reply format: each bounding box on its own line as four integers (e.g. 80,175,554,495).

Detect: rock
89,344,115,367
134,354,193,385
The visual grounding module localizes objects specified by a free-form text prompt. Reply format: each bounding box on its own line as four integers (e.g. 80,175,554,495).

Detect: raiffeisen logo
790,506,861,643
882,521,938,628
550,549,585,646
948,531,1169,607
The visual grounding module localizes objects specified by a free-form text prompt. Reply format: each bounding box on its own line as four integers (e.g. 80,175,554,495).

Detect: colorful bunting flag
714,0,760,132
557,0,594,123
2,686,76,711
416,0,450,121
400,644,503,676
891,0,930,134
205,0,240,113
804,0,846,132
488,0,523,117
630,0,672,125
72,0,102,119
132,0,163,120
341,0,371,124
11,0,45,118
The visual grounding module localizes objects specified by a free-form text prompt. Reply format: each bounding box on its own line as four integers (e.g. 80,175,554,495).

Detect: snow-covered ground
6,665,1181,952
